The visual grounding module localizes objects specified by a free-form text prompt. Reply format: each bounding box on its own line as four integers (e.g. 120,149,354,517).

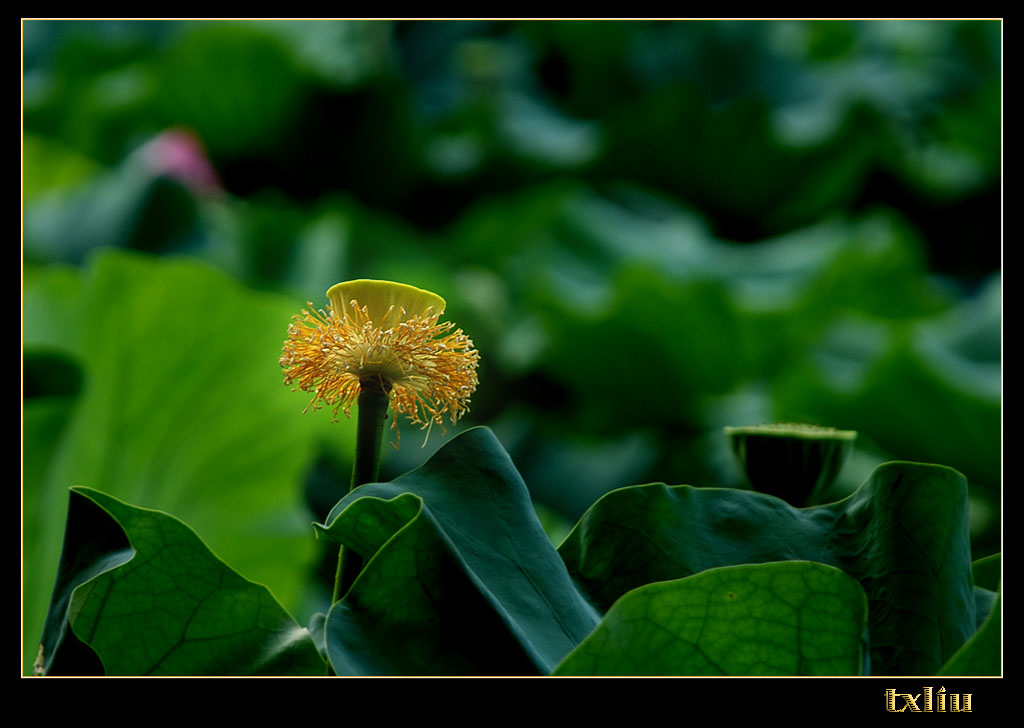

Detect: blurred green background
22,19,1001,674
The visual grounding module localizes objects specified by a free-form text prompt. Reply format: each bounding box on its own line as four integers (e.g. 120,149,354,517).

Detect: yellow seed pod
327,279,446,330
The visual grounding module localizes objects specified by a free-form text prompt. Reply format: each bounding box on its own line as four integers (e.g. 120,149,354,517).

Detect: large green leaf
939,553,1002,676
40,487,325,676
23,251,340,674
554,561,868,676
322,494,548,675
940,589,1001,676
34,483,132,676
559,461,974,675
316,427,600,675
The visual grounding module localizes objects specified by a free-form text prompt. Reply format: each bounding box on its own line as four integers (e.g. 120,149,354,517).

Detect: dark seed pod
724,423,857,506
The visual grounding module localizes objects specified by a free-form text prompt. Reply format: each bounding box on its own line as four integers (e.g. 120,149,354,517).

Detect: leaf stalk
332,377,390,603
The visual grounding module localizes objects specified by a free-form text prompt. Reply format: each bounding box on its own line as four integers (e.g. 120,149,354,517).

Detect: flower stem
332,377,390,604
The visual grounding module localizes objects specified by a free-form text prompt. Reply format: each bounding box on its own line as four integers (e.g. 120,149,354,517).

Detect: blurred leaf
40,487,324,675
22,133,104,203
520,21,641,117
316,427,600,675
533,501,574,546
559,460,974,675
157,22,306,159
554,561,868,676
494,91,602,170
794,211,951,319
22,262,83,354
210,195,358,295
926,272,1001,363
542,267,750,428
600,83,878,237
266,20,396,89
774,317,1000,495
23,350,83,399
23,250,337,674
24,162,200,264
22,22,165,164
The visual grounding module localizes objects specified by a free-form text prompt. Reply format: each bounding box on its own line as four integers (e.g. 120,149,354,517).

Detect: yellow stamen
280,280,480,442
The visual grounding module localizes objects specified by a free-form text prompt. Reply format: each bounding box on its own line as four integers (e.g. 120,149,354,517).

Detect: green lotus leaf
39,487,325,676
560,460,974,675
555,561,868,676
316,427,600,675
